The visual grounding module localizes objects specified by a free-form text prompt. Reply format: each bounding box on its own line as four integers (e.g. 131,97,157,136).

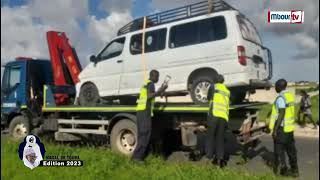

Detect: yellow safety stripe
42,106,236,112
43,106,137,111
43,85,47,108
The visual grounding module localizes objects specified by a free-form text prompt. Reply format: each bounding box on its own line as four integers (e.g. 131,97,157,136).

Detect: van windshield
237,15,262,45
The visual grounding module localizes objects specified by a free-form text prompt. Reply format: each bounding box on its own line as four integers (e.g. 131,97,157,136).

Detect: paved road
168,135,319,180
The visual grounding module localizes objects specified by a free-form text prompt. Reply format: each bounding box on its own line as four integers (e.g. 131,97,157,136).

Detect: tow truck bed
38,85,268,155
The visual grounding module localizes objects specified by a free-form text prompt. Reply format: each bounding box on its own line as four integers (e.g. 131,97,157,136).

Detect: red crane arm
46,31,82,104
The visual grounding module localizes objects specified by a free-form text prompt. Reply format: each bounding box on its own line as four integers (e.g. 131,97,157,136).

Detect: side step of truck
54,118,109,141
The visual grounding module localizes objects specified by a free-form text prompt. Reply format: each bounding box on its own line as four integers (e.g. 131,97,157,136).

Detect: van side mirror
90,55,96,63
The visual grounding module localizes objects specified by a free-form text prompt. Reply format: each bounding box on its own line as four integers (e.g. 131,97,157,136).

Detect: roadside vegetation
258,95,319,125
295,85,319,95
1,137,289,180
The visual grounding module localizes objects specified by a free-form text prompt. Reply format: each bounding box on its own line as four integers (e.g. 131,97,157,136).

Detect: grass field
258,95,319,125
1,137,289,180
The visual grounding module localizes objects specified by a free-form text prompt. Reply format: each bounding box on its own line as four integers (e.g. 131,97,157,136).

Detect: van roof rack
117,0,237,36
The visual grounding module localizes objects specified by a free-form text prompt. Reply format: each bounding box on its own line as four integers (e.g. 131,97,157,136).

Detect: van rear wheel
190,75,216,104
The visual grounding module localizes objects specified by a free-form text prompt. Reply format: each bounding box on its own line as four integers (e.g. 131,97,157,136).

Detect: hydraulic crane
46,31,82,105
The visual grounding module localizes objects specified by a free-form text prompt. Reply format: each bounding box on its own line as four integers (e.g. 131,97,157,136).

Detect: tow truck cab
1,58,53,127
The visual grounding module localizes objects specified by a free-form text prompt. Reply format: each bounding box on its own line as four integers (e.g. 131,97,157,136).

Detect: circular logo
146,36,153,45
18,135,46,170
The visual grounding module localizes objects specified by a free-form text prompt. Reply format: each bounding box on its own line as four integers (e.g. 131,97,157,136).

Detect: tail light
237,46,246,66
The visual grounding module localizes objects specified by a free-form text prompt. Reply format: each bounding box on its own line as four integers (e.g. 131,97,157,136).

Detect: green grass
258,95,319,125
1,137,286,180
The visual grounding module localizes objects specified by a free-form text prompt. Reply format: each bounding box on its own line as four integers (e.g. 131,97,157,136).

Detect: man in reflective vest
205,74,230,168
132,70,168,162
269,79,299,177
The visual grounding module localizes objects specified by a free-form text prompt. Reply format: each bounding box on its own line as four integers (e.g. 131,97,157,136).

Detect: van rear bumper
249,79,271,89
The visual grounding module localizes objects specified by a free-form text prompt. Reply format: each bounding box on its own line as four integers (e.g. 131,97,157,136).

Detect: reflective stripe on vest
136,80,155,117
211,83,230,121
269,91,295,133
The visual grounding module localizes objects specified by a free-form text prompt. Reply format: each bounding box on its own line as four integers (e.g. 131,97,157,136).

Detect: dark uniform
205,83,230,164
132,80,155,161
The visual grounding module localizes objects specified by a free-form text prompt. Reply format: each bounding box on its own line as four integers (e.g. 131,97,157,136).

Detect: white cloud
1,6,51,63
1,0,133,67
100,0,133,13
88,11,132,53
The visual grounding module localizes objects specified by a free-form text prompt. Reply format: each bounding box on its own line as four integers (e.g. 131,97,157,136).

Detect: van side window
98,37,125,61
170,16,227,48
130,28,167,55
199,16,227,43
170,22,198,48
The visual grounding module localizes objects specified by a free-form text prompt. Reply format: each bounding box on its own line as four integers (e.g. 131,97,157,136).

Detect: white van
76,0,272,105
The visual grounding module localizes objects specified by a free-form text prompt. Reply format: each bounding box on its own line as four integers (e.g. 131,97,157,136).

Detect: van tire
9,115,30,139
79,83,100,106
190,75,216,104
110,119,137,156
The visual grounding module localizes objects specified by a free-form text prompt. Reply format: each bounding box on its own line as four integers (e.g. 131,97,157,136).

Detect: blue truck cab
1,58,52,137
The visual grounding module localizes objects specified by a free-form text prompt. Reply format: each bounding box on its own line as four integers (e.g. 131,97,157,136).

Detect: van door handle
117,60,123,63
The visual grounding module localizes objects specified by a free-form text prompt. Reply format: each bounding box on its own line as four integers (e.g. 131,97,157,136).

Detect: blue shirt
275,96,286,109
275,91,287,126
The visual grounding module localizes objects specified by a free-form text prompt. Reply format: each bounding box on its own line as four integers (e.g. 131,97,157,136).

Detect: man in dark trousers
269,79,299,177
132,70,168,162
205,74,230,168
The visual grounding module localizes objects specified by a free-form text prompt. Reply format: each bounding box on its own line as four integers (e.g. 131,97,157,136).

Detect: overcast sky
1,0,319,82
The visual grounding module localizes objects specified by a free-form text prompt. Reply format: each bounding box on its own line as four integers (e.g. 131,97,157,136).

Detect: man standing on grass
205,74,230,168
269,79,299,177
132,70,168,162
297,90,317,129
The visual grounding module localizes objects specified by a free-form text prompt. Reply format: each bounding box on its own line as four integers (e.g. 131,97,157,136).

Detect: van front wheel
79,83,100,106
190,76,215,104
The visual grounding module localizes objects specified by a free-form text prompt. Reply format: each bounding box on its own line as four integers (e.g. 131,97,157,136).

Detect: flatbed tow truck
1,31,269,157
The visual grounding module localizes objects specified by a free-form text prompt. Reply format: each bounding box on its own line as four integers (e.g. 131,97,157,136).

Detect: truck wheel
190,75,216,104
9,115,30,139
79,83,100,106
110,119,137,156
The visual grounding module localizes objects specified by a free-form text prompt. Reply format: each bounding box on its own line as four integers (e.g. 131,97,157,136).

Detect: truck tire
9,115,30,139
79,83,100,106
190,74,217,105
110,119,137,156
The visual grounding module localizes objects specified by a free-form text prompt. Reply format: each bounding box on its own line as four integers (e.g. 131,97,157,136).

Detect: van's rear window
237,15,262,45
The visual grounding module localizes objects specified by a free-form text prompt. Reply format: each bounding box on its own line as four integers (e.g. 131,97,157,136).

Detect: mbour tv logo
268,10,304,23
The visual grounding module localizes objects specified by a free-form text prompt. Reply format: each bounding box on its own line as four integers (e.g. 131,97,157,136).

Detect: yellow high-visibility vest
269,91,295,133
210,83,230,121
136,80,155,116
